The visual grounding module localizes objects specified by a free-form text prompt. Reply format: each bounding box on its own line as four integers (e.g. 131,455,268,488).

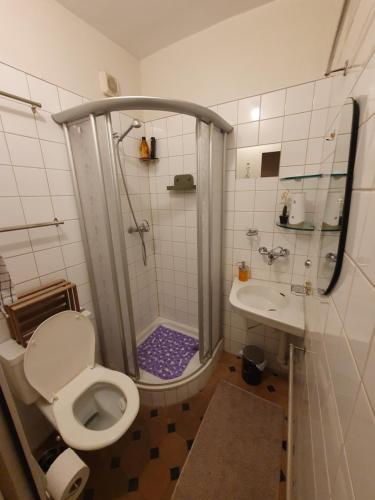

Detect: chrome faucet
259,246,290,265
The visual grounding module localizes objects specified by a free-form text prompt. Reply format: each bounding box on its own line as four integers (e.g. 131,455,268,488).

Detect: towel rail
0,89,42,113
0,218,64,233
287,343,294,500
325,0,350,76
287,343,306,500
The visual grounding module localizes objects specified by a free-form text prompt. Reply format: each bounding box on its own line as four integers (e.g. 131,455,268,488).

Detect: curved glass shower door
63,108,227,384
65,114,139,377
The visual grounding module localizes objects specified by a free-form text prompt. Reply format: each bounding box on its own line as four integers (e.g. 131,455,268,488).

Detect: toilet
0,310,139,451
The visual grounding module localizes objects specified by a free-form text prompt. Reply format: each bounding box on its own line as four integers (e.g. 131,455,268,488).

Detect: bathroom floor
76,352,288,500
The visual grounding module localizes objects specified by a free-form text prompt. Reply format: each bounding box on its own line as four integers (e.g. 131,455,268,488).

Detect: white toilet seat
23,311,140,451
51,365,139,451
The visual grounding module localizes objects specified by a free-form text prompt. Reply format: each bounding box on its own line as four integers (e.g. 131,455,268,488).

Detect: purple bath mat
137,325,199,380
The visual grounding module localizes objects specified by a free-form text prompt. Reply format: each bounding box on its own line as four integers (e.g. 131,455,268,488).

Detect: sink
229,278,304,337
236,285,288,311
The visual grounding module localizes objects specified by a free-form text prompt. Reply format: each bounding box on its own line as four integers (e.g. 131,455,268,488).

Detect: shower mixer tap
128,219,150,234
258,246,290,265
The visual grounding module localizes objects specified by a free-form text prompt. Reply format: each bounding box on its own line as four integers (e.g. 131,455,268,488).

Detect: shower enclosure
53,97,231,391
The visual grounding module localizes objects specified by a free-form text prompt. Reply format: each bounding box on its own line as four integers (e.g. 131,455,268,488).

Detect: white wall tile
51,196,78,220
29,226,60,252
306,138,323,164
344,269,375,374
21,196,54,224
40,141,69,170
0,132,10,164
259,117,283,144
0,165,18,196
0,64,29,99
5,253,38,284
0,98,38,137
35,110,65,143
285,82,314,114
218,101,238,126
260,89,286,119
34,247,65,276
167,135,183,156
58,88,83,110
58,219,81,245
14,166,49,196
313,79,332,110
62,241,85,267
254,190,277,212
283,112,311,141
166,115,182,137
237,122,259,148
28,76,61,114
345,387,375,499
183,133,196,155
182,115,196,134
309,108,329,138
0,197,25,227
280,140,307,166
46,169,73,195
67,262,89,286
5,134,43,167
238,96,260,124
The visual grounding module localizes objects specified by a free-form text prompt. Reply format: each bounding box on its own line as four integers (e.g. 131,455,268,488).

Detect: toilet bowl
23,310,139,451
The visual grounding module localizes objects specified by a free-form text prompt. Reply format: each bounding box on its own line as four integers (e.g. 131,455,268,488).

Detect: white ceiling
56,0,274,59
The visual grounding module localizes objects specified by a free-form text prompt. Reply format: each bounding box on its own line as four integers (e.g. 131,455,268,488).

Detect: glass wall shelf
276,222,341,232
280,173,348,181
280,174,321,181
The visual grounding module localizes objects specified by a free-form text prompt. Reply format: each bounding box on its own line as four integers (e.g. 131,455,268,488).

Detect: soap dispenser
238,261,250,282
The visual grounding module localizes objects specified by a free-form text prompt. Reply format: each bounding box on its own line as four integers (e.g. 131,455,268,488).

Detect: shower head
117,118,142,143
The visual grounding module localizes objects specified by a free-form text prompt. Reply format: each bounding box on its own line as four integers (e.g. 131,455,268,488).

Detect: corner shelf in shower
139,157,159,161
166,185,196,191
276,221,315,231
167,173,196,191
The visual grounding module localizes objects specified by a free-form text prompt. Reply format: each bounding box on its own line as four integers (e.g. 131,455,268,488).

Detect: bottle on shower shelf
150,137,156,159
140,136,149,159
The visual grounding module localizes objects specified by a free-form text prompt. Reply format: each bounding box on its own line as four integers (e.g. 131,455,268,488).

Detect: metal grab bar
0,89,42,113
0,218,64,233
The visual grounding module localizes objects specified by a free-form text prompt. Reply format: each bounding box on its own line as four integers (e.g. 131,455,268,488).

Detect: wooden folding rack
4,279,80,347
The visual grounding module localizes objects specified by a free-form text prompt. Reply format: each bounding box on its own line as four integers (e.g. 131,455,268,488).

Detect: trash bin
242,345,266,385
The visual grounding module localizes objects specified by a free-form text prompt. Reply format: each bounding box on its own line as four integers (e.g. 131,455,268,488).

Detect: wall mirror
318,97,359,294
236,143,281,178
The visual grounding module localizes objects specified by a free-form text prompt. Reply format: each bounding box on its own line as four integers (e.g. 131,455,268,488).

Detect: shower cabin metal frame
53,97,232,383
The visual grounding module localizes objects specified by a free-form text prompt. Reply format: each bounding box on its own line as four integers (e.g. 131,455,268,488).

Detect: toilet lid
24,310,95,403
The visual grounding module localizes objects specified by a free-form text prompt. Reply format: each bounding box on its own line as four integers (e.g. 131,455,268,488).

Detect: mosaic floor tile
76,352,288,500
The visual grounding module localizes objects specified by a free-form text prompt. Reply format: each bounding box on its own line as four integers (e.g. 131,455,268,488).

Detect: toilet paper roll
45,448,89,500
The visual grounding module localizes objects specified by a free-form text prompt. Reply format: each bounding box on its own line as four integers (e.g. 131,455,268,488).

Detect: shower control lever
128,219,150,234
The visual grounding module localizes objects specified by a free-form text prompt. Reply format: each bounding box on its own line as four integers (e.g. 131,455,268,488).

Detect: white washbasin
236,285,288,311
229,278,304,337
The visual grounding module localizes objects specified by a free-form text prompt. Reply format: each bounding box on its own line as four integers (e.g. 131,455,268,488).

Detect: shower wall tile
144,116,199,331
